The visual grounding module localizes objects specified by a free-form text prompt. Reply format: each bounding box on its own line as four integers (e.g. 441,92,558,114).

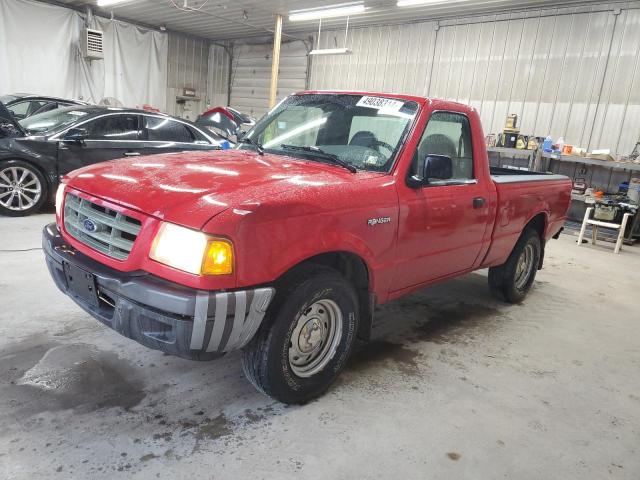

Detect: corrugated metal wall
310,3,640,156
166,33,210,118
229,39,309,118
208,43,231,109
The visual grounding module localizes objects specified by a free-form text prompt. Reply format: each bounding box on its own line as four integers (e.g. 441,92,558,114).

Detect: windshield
0,94,19,104
19,107,90,135
244,94,419,172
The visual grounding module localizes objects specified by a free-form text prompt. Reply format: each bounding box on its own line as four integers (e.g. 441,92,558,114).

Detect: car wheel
241,265,359,404
0,160,48,216
488,228,541,303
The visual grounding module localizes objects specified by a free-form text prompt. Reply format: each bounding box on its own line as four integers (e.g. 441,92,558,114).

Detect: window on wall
412,111,474,180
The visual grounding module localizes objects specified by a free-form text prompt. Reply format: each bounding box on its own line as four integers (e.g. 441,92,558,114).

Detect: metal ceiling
47,0,618,40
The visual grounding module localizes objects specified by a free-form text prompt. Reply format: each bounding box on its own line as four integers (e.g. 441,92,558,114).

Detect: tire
0,160,48,216
488,228,542,303
241,265,359,404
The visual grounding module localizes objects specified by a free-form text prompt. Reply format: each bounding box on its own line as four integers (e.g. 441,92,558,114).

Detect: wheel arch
523,212,547,269
276,250,375,341
0,157,53,193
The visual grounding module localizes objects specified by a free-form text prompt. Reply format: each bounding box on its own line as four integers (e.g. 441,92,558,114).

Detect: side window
189,126,211,143
145,116,195,143
7,101,31,119
32,102,58,116
84,114,140,140
412,111,474,180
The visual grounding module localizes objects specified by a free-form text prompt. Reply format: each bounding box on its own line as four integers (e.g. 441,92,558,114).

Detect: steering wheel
373,140,395,156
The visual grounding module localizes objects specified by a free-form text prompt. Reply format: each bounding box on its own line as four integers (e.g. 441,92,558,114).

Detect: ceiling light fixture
289,2,365,22
397,0,448,6
96,0,133,6
309,48,352,56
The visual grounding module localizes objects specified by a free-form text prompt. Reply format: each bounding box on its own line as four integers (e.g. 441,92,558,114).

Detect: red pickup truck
43,91,571,403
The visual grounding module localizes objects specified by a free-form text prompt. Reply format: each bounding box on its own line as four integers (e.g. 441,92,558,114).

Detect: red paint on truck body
58,91,571,303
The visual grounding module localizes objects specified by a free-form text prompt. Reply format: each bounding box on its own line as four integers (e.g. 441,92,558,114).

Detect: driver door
57,113,142,175
391,111,492,291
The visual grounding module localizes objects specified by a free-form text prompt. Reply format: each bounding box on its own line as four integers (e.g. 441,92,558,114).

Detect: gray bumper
42,223,274,360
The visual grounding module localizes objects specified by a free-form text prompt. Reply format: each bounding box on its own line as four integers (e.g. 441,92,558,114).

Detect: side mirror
408,154,453,188
423,154,452,182
63,127,87,144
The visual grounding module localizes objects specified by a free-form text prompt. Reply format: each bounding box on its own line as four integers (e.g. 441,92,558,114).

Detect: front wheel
241,266,359,404
0,160,48,216
488,228,542,303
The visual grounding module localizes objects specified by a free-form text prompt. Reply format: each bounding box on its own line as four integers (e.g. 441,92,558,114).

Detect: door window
84,114,140,140
144,116,195,143
412,111,474,180
32,102,58,116
7,101,32,119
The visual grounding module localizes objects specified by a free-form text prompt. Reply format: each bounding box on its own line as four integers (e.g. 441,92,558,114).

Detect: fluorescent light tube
397,0,448,6
289,2,364,22
97,0,132,6
309,48,353,56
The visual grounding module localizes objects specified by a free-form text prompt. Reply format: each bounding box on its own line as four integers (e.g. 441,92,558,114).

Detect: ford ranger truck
43,92,571,404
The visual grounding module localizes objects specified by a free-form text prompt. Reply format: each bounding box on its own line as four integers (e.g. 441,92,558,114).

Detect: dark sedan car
0,104,222,216
0,93,89,120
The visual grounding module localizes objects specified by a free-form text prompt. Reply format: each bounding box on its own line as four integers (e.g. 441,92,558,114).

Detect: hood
65,149,376,229
0,101,26,138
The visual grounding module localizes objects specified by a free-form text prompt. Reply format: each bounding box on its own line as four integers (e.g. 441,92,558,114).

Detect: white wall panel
166,33,209,117
229,40,308,118
590,8,640,154
207,43,231,109
310,4,640,156
312,22,437,96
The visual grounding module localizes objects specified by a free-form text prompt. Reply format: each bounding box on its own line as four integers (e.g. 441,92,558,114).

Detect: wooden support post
269,14,283,109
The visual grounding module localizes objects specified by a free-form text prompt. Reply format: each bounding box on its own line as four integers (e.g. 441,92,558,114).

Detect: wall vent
82,28,104,60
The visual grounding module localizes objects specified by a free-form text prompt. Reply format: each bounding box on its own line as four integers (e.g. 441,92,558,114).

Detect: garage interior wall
207,43,231,112
0,0,168,110
166,33,209,118
310,2,640,156
228,39,309,118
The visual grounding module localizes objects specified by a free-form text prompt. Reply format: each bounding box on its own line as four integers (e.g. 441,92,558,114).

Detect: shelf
487,147,535,156
543,153,640,172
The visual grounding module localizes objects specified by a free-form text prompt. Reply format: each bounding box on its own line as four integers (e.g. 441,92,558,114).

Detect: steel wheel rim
0,166,42,211
514,243,535,290
288,299,343,378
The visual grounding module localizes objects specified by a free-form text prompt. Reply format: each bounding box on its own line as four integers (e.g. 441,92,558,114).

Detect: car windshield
243,94,420,172
0,94,19,104
19,107,90,135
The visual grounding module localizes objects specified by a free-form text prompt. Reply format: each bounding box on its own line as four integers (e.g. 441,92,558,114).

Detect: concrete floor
1,212,639,480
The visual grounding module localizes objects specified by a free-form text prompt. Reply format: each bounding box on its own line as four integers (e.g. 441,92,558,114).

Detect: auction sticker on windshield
356,96,404,113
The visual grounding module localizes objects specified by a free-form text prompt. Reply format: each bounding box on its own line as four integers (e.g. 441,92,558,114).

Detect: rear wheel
488,228,541,303
0,160,47,216
241,266,359,404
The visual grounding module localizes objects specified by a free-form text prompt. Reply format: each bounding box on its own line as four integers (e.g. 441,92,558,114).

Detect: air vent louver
82,28,104,60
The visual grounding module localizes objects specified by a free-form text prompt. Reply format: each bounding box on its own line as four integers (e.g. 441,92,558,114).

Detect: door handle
473,197,486,209
123,152,140,157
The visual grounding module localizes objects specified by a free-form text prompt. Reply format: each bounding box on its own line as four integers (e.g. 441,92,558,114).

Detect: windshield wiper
280,144,357,173
238,137,264,155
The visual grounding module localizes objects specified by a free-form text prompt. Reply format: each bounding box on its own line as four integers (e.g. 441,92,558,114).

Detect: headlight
55,183,66,217
149,222,233,275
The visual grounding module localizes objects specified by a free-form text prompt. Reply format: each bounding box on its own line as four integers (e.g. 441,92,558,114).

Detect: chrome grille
63,193,142,260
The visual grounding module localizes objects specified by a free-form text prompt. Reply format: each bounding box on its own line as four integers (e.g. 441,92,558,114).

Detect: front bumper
42,223,274,360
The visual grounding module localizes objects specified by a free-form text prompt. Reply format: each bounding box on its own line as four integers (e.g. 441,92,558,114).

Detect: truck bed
481,168,572,268
490,166,568,184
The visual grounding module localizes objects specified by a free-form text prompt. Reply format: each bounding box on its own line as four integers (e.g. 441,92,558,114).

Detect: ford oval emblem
83,219,98,232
